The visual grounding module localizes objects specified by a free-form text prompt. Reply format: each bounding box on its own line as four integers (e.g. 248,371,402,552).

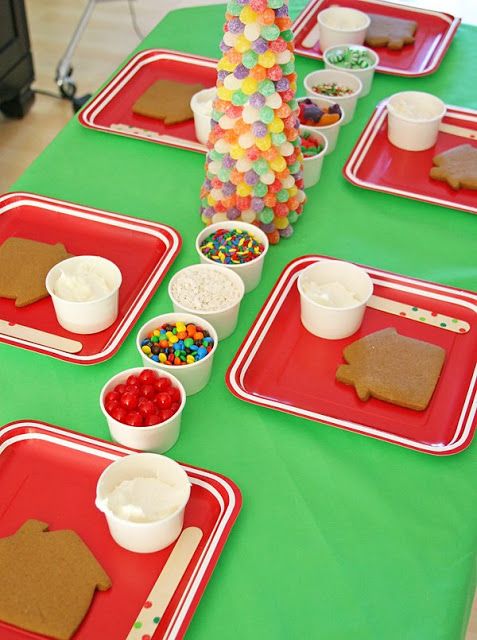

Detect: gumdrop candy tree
199,0,306,244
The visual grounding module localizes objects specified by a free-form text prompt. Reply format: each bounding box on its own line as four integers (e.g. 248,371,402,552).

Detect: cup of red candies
136,313,218,396
100,367,186,453
300,126,328,188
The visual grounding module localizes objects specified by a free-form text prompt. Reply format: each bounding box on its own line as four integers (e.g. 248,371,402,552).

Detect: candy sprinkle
200,228,265,265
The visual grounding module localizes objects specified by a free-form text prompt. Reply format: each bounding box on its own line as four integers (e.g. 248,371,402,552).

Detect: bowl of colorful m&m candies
100,367,186,453
136,313,218,396
195,221,268,293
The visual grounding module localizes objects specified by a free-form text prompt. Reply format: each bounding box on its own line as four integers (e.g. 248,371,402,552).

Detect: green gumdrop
288,210,299,224
288,161,301,174
231,90,248,106
276,189,289,203
218,168,231,182
261,24,280,41
211,109,222,121
260,207,275,224
254,182,268,197
253,159,269,175
288,98,298,111
280,61,295,75
227,0,242,15
242,50,258,69
268,0,283,7
271,132,286,145
281,29,294,42
258,79,275,97
259,106,274,124
209,149,224,161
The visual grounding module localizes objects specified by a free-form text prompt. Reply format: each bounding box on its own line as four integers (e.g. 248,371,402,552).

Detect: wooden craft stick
127,527,203,639
368,295,470,334
301,23,321,49
0,319,83,352
438,122,477,140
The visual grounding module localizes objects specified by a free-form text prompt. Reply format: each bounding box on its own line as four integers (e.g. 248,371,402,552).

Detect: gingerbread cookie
132,79,205,124
0,237,70,307
429,144,477,191
365,14,417,50
0,520,111,640
336,327,445,411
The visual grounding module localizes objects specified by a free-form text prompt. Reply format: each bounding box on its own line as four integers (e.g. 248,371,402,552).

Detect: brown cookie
365,14,417,50
0,520,111,640
0,237,70,307
336,327,445,411
429,143,477,191
132,79,205,125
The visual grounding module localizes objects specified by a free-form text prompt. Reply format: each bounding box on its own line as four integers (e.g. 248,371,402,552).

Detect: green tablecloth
4,3,477,638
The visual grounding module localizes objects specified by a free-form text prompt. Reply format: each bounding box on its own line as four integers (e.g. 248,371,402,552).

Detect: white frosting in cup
54,262,113,302
302,280,361,308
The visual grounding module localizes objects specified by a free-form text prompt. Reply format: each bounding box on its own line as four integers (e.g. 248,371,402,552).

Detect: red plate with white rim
343,101,477,215
293,0,460,76
79,49,218,153
0,421,241,640
0,193,181,364
226,255,477,455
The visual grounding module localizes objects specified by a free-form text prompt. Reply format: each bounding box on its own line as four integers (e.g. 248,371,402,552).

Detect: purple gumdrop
244,170,259,186
204,178,212,190
217,70,228,82
223,154,235,169
210,119,219,127
249,92,266,109
234,64,249,79
275,4,288,17
251,197,265,212
260,222,276,234
236,0,248,4
252,121,268,138
204,207,215,218
252,37,269,54
279,225,294,238
227,207,241,220
219,41,231,53
229,17,244,33
222,181,236,196
276,78,289,92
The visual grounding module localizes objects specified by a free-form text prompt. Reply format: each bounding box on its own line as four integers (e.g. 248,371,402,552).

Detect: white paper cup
195,221,268,293
137,312,218,395
297,260,373,340
100,367,186,453
95,453,191,553
300,127,328,188
168,264,245,340
386,91,446,151
318,7,370,52
297,96,343,153
45,255,122,334
324,45,379,98
190,87,216,145
303,70,362,126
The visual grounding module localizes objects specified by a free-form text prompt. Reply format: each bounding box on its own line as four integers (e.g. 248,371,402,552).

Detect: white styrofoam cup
386,91,446,151
324,45,379,98
303,70,362,125
317,7,370,52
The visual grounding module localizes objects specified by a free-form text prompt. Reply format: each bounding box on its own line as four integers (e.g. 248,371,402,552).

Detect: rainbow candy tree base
199,0,306,245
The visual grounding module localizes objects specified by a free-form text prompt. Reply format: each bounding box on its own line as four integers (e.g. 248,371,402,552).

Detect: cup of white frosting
297,259,373,340
190,87,216,145
46,255,122,334
317,7,370,53
95,452,191,553
386,91,446,151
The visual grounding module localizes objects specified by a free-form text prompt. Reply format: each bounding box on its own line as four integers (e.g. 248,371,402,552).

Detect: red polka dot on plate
144,601,152,609
431,312,437,317
142,635,151,640
399,312,406,316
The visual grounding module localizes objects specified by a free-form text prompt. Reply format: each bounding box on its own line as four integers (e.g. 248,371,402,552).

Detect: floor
0,0,476,636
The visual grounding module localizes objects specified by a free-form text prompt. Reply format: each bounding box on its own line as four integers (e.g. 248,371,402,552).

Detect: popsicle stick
438,122,477,140
127,527,203,640
301,23,320,49
368,295,470,334
0,319,83,352
110,123,206,149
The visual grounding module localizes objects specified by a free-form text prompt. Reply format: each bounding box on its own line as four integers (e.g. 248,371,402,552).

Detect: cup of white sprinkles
168,263,245,341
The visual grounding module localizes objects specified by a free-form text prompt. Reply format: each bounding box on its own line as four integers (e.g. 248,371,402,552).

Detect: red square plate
293,0,460,77
0,193,181,364
0,421,241,640
343,102,477,215
79,49,218,153
226,255,477,455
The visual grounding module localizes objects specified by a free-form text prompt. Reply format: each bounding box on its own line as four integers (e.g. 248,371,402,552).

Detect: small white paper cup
318,7,370,52
303,70,362,126
386,91,446,151
46,255,122,334
137,312,218,395
297,96,343,153
169,264,245,340
297,260,373,340
100,367,186,453
190,87,216,145
195,221,268,293
324,45,379,98
95,452,191,553
300,127,328,188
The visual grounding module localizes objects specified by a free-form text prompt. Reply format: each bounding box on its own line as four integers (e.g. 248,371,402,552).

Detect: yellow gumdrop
240,6,257,24
255,134,272,151
207,195,217,206
268,117,285,133
258,50,276,68
237,182,252,196
230,144,246,159
218,58,234,72
288,186,298,197
241,77,257,95
217,85,233,100
201,213,210,225
270,156,286,172
274,216,289,230
235,35,251,53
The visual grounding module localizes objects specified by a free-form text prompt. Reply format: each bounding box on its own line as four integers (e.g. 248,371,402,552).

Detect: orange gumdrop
264,193,277,207
288,196,299,211
276,17,292,30
259,8,275,24
230,169,243,185
250,66,267,81
223,129,238,144
319,113,341,126
276,104,291,118
214,98,229,112
263,147,278,161
276,168,290,181
227,49,242,65
267,229,280,245
234,119,250,135
287,128,299,141
222,196,235,209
